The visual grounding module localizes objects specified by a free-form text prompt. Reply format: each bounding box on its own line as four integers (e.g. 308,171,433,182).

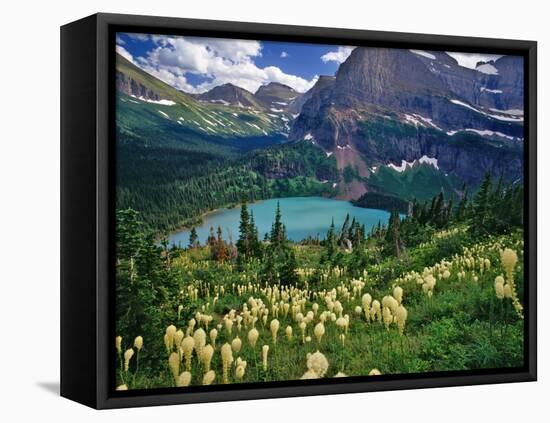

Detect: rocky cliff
288,47,524,198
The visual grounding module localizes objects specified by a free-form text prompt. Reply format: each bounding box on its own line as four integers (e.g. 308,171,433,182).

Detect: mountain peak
255,82,299,110
257,81,296,92
197,83,261,108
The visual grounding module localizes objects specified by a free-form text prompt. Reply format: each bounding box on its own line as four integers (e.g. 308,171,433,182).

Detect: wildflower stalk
133,350,140,388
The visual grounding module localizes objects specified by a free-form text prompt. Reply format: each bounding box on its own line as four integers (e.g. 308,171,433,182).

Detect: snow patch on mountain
387,155,439,173
131,95,176,106
209,99,230,105
158,110,170,119
476,63,499,75
450,99,523,122
447,128,517,141
410,50,436,60
480,87,503,94
489,108,524,116
404,113,442,130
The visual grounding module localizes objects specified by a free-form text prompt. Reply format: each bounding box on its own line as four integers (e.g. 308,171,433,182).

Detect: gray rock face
287,76,335,115
289,47,524,188
255,82,299,110
197,83,263,109
411,51,524,111
116,72,161,101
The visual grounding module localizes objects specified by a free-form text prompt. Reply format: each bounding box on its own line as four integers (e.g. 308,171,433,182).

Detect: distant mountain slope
115,53,290,149
255,82,299,111
196,83,265,109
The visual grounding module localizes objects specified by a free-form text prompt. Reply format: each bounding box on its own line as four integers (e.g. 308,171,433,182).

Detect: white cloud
321,46,355,64
116,45,135,64
116,35,125,45
280,51,289,58
446,52,504,70
129,35,317,94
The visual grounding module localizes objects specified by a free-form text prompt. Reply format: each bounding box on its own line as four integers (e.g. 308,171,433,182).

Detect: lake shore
166,196,394,247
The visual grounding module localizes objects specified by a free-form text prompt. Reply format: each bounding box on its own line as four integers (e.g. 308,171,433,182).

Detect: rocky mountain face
254,82,299,110
411,51,524,111
196,83,264,109
289,47,524,199
287,76,335,115
116,72,163,102
195,81,302,115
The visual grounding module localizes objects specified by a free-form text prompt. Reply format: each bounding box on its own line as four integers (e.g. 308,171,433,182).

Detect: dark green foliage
353,192,410,213
115,209,179,372
367,162,461,204
236,203,262,265
188,227,198,248
279,249,299,286
270,201,286,247
468,172,523,237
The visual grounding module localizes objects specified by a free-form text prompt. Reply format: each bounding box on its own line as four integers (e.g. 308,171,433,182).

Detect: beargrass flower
176,371,192,387
124,348,134,372
248,327,259,348
262,345,269,371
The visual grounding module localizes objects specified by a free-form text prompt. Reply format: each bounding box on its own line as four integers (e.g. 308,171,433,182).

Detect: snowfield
387,155,439,173
132,95,176,106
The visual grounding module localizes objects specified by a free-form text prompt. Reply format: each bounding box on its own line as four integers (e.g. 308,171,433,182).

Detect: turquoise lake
168,197,393,247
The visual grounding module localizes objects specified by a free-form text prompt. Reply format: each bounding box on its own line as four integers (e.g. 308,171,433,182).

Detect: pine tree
471,171,492,234
188,227,198,249
339,213,351,244
386,210,402,258
325,218,337,260
236,203,251,259
248,211,260,258
433,192,444,227
262,246,277,284
280,249,299,286
455,183,469,222
270,201,285,247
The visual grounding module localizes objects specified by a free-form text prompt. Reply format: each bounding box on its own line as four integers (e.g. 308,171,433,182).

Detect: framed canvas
60,13,537,409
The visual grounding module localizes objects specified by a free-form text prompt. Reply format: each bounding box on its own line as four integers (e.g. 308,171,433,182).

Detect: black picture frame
60,12,537,409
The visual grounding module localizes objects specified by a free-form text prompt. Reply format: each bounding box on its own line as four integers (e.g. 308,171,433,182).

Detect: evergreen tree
248,211,261,257
280,249,299,286
470,171,492,235
262,246,277,284
236,203,251,259
188,227,199,249
339,213,351,244
325,218,337,261
455,183,469,222
386,210,402,258
270,201,286,247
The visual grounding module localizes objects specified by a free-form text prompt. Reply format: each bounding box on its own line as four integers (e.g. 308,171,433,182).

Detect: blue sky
116,32,352,94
